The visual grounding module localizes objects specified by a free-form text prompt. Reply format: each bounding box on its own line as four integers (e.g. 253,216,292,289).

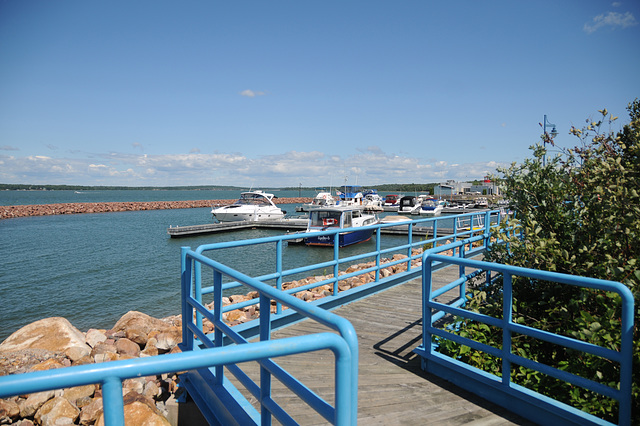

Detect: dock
225,264,532,424
167,218,454,238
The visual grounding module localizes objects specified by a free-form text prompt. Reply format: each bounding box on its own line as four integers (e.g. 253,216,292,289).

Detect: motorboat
419,198,445,216
474,197,489,208
295,191,336,212
211,190,285,222
362,189,384,212
304,206,378,247
398,195,419,215
335,185,364,209
383,194,400,207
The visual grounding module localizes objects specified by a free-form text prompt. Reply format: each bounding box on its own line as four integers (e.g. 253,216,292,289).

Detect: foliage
437,100,640,424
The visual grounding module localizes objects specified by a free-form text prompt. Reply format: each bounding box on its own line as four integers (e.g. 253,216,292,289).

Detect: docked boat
419,198,445,216
362,189,384,212
474,197,489,208
295,191,336,212
211,190,285,222
398,195,419,215
304,206,378,247
335,185,364,209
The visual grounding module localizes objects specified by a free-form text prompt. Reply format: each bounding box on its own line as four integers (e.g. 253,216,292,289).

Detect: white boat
211,190,285,222
398,195,420,215
362,189,384,212
419,198,445,216
295,191,336,212
335,185,364,209
304,206,378,247
474,197,489,208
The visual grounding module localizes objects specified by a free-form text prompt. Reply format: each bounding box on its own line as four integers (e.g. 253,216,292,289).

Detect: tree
438,100,640,423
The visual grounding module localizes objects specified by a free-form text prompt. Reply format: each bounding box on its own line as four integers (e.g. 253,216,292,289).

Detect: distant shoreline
0,197,313,220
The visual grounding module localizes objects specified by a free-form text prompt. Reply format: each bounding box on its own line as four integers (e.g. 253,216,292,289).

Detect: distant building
470,176,500,196
434,178,500,196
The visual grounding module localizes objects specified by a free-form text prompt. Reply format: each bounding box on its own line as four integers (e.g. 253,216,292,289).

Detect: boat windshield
310,210,343,228
237,193,271,206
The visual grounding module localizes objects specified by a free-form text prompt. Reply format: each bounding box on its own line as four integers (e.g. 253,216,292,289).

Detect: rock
85,329,107,348
96,393,170,426
62,385,95,405
0,349,67,376
64,345,91,362
78,397,103,425
111,312,174,343
143,381,160,400
18,390,54,418
90,342,117,358
0,398,19,423
93,352,119,363
28,358,66,372
34,396,79,426
115,338,140,357
0,318,90,356
152,328,181,351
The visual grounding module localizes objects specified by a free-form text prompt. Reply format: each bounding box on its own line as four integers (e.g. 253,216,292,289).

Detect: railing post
102,376,125,426
180,247,194,352
407,222,413,271
501,273,513,388
259,293,272,425
276,240,283,314
333,233,340,295
484,210,491,251
375,227,381,282
213,269,224,384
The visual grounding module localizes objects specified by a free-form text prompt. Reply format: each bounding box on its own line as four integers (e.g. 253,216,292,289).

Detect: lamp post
542,114,558,166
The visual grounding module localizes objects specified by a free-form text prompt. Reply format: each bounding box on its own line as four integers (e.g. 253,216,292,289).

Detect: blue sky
1,1,638,188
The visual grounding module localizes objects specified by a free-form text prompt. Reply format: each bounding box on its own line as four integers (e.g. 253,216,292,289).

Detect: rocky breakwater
0,312,183,425
0,246,451,425
0,198,312,220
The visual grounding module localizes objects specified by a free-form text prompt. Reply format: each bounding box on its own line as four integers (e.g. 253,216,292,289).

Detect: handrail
0,333,350,426
181,247,360,424
190,209,505,320
417,254,634,426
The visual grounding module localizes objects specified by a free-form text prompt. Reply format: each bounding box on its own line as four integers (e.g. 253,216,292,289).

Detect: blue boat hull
305,229,373,247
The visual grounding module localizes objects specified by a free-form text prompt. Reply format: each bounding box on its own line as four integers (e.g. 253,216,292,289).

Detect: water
1,189,417,341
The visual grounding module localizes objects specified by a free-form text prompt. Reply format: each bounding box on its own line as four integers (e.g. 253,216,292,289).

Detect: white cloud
584,11,638,33
0,145,20,151
0,149,508,187
240,89,267,98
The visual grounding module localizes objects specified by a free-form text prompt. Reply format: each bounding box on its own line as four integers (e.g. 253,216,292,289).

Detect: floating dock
167,218,454,238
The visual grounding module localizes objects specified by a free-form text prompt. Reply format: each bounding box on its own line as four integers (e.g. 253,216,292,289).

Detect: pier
167,218,455,238
230,264,531,425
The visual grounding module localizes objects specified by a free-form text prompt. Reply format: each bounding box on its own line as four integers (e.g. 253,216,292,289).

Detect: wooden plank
223,264,533,425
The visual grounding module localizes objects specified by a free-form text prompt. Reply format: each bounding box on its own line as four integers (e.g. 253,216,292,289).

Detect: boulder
85,329,107,348
0,398,19,423
0,318,90,356
96,393,170,426
18,390,54,418
78,397,103,425
34,396,79,426
115,338,140,357
111,312,173,346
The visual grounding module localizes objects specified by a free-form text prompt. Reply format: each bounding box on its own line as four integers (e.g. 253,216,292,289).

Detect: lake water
0,189,425,341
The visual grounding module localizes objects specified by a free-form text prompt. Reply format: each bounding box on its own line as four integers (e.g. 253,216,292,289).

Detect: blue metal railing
0,209,505,425
0,333,350,425
189,210,505,330
415,254,634,426
180,247,359,425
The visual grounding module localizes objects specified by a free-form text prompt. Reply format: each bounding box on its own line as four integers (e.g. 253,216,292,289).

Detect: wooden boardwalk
229,265,534,425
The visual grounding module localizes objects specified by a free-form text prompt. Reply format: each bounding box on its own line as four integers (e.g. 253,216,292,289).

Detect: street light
542,114,558,166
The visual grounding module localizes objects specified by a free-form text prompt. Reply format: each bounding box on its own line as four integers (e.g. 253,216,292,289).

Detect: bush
438,100,640,424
